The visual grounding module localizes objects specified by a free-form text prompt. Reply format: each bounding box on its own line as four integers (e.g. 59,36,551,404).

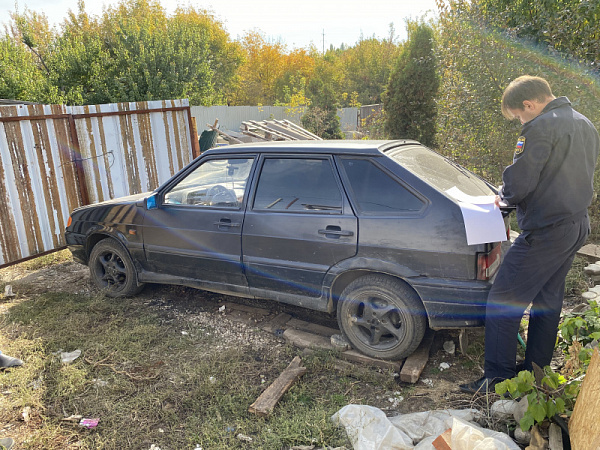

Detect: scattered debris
432,427,452,450
528,425,546,449
439,362,451,371
577,243,600,262
218,305,226,313
236,433,253,443
490,399,518,421
330,334,351,351
332,405,519,449
60,349,82,364
181,330,189,335
92,378,108,387
400,330,435,383
79,418,99,428
249,356,307,417
4,284,15,297
387,392,404,409
62,415,83,422
442,340,455,355
421,378,434,387
21,406,31,422
513,427,531,446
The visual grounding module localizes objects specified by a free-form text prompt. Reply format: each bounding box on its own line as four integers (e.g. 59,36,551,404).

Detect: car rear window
385,145,494,196
340,158,424,214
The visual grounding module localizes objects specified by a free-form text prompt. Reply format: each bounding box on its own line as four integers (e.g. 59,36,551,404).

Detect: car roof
200,139,423,157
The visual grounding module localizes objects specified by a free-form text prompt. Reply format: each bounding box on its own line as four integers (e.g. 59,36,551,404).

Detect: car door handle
318,228,354,237
214,219,241,228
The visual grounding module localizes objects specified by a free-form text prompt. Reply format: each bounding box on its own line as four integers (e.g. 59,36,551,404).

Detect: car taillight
477,244,502,280
67,216,72,227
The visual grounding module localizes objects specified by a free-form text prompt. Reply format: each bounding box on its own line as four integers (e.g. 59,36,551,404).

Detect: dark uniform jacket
499,96,600,231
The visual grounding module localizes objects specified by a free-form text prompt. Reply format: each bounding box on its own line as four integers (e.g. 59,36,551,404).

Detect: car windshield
385,145,494,197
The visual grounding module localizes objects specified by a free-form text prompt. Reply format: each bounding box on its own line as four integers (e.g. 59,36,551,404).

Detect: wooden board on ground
577,243,600,262
285,318,339,337
283,328,334,350
400,330,436,383
260,312,292,333
220,302,272,326
249,356,307,417
339,350,403,371
221,302,271,317
569,348,600,450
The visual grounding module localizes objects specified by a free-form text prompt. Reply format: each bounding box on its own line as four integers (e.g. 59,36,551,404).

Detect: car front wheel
337,275,426,360
89,239,144,297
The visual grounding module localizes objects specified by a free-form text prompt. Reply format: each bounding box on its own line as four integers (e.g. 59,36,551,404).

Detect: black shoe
459,376,503,395
515,362,531,373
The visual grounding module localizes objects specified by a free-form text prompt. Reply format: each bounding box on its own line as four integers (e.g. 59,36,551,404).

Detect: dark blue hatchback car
65,140,507,360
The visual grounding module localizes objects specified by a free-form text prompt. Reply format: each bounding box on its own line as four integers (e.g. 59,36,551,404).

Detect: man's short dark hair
501,76,554,119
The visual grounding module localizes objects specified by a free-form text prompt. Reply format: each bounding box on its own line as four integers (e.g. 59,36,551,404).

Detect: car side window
340,158,423,213
163,158,254,208
253,158,342,213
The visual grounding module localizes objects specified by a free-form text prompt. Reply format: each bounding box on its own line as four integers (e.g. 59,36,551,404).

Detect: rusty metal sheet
0,104,80,266
70,99,193,204
0,99,194,267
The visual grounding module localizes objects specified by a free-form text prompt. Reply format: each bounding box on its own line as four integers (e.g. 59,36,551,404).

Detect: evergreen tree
301,67,343,139
384,23,439,147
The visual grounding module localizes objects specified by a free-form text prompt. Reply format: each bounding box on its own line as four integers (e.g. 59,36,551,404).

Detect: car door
142,156,255,291
242,155,357,298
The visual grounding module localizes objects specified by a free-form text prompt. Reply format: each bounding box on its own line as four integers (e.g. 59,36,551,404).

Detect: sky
0,0,439,49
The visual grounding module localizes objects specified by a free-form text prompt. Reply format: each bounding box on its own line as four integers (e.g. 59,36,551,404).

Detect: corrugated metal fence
0,99,197,267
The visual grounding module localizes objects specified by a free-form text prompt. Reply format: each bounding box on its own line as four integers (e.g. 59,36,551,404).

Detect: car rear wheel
89,239,144,297
337,275,426,360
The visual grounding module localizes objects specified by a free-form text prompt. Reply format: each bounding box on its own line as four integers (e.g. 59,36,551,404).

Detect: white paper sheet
446,187,507,246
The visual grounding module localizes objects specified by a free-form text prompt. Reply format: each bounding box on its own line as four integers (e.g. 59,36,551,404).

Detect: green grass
17,249,72,271
0,287,404,449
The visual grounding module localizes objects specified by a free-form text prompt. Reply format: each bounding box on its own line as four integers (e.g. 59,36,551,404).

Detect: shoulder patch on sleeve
514,136,526,155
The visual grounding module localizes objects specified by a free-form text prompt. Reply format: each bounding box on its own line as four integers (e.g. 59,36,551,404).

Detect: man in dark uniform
461,75,600,394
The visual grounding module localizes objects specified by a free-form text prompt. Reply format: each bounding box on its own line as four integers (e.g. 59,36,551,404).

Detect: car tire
337,274,426,360
89,239,144,297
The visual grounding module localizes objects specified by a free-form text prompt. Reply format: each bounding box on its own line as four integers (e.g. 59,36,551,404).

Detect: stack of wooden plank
207,119,321,144
220,301,434,382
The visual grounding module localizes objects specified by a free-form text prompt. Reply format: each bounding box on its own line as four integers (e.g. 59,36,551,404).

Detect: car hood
73,192,153,212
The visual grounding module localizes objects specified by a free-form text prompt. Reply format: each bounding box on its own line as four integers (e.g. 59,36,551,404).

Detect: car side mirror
146,194,158,210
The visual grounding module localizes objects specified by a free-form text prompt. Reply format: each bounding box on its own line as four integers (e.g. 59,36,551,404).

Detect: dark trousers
484,214,590,379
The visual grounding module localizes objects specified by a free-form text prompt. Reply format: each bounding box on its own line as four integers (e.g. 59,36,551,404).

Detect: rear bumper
410,277,491,328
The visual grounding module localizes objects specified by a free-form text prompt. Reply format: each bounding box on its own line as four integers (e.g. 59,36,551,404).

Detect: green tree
384,22,439,147
338,26,401,105
301,59,343,140
1,8,62,103
94,0,214,104
475,0,600,67
0,34,58,102
2,0,241,105
231,30,288,105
